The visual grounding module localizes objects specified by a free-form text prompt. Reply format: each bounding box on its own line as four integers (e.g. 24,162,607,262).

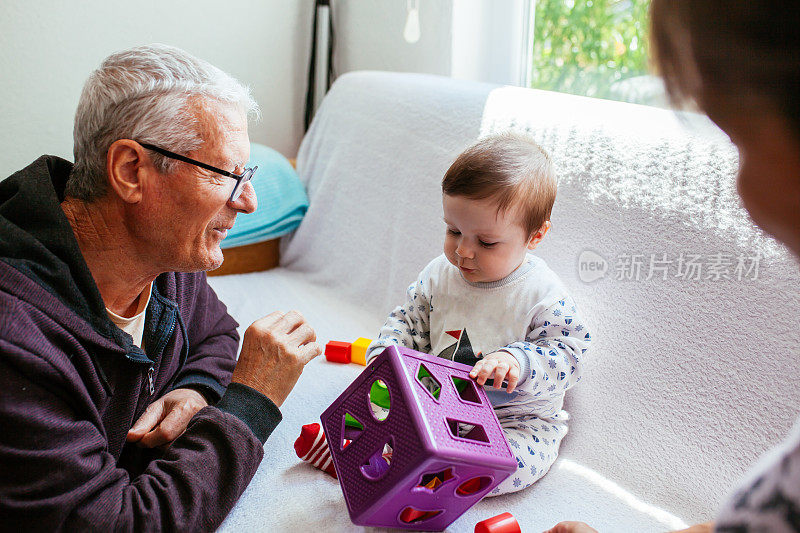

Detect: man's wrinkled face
137,97,256,273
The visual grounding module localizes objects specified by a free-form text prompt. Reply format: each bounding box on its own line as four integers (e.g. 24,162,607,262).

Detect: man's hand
469,350,521,393
126,388,208,448
543,522,599,533
231,310,322,407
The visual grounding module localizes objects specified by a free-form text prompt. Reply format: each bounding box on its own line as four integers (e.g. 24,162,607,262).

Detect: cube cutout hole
451,376,481,404
456,476,492,496
341,412,365,450
446,418,489,443
416,364,442,400
360,438,394,480
413,467,455,494
368,379,390,421
399,507,443,524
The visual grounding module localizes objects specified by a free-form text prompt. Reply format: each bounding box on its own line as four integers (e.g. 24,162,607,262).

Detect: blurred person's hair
650,1,799,134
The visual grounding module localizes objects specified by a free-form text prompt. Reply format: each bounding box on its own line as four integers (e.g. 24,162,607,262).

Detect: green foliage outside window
531,0,655,103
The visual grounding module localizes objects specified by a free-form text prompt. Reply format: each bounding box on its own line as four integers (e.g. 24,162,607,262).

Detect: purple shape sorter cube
320,345,517,531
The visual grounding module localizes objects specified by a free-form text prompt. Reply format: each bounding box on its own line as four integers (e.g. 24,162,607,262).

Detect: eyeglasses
138,142,257,202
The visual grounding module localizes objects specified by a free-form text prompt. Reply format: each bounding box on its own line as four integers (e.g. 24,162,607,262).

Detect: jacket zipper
147,365,155,395
144,312,176,397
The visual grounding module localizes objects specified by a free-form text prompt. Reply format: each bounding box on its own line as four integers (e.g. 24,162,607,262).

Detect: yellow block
351,337,372,366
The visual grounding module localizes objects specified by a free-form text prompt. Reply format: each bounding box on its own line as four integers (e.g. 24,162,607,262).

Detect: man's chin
206,257,224,272
203,247,225,272
169,248,224,273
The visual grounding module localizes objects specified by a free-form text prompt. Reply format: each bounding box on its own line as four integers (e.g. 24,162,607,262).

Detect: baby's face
443,194,540,283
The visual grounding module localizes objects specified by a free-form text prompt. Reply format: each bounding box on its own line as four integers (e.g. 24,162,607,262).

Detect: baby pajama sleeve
366,277,433,363
502,295,592,415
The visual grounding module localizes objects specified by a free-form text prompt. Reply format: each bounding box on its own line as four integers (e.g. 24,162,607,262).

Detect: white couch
209,71,800,532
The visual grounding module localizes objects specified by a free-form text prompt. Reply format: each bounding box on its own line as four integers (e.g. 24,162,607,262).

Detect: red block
474,512,521,533
325,341,351,363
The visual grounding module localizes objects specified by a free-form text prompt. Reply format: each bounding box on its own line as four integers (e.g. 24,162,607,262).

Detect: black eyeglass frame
138,142,257,202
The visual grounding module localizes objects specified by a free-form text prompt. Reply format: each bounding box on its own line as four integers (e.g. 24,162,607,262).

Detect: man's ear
106,140,149,204
527,221,552,250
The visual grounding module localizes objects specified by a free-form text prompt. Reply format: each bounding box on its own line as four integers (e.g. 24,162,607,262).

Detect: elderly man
0,44,321,530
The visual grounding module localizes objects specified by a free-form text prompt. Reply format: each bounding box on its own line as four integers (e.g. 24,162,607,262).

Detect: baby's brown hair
441,132,557,237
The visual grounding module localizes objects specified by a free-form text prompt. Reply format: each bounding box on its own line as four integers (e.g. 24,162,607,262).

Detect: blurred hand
672,523,714,533
469,350,521,393
542,520,713,533
543,522,599,533
126,388,208,448
231,310,322,406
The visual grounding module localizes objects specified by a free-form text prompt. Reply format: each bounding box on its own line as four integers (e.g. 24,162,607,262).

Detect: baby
296,132,592,495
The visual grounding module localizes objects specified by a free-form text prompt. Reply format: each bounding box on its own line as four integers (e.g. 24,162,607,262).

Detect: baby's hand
469,351,520,393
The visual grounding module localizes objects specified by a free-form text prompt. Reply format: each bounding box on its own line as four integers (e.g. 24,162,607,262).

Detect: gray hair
68,43,260,201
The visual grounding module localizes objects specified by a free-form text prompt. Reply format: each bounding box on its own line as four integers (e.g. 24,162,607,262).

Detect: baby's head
441,132,557,283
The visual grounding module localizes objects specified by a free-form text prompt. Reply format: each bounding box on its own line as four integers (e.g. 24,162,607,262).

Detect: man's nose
229,181,257,214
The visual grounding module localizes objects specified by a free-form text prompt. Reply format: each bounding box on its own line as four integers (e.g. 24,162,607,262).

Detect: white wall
0,0,518,180
332,0,454,77
0,0,313,178
331,0,523,84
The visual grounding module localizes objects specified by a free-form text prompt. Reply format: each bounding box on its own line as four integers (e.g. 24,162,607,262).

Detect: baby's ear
527,221,552,250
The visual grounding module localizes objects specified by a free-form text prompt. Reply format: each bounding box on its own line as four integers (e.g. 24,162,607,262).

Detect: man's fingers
251,311,287,333
139,405,189,448
134,390,206,448
299,341,322,364
287,323,315,346
280,310,306,334
127,399,165,442
138,425,171,448
297,342,322,366
235,311,321,406
252,310,307,337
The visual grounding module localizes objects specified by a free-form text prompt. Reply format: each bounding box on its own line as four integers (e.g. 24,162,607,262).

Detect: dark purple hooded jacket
0,156,282,531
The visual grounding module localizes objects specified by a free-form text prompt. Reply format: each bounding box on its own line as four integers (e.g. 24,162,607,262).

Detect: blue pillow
221,142,309,249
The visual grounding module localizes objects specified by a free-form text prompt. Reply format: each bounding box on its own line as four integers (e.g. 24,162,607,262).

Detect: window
528,0,665,106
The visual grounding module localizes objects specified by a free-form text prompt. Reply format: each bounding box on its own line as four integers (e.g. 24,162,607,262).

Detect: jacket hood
0,155,119,340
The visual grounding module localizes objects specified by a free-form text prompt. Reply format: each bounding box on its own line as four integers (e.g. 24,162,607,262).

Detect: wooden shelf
208,238,280,276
